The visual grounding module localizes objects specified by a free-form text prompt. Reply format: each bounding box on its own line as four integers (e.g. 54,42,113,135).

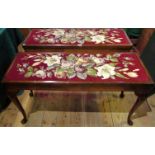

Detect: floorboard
0,91,154,127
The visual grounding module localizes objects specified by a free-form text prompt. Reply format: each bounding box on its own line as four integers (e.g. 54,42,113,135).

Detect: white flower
35,70,46,79
75,31,84,36
91,35,105,44
44,55,61,67
95,64,116,79
76,57,87,65
65,33,75,38
87,30,97,35
92,56,104,65
53,29,65,37
47,38,55,43
61,60,74,68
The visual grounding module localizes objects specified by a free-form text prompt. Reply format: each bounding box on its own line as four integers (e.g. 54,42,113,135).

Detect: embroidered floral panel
5,52,150,83
24,28,131,46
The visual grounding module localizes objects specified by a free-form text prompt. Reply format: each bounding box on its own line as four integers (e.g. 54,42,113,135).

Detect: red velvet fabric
4,52,151,83
24,28,130,46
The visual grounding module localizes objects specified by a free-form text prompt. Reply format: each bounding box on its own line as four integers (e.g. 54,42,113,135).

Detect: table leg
29,90,34,97
7,90,27,124
127,94,146,126
120,91,125,98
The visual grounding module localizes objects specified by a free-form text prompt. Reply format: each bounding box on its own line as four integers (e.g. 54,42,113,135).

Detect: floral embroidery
32,29,123,46
35,70,46,79
44,55,61,66
16,53,141,80
124,72,138,78
91,35,106,44
95,64,116,79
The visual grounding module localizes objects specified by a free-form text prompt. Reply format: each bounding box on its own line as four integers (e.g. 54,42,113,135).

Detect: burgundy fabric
24,28,130,46
4,52,151,84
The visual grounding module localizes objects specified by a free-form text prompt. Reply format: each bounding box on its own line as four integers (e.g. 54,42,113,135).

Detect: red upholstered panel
24,28,131,46
4,52,151,83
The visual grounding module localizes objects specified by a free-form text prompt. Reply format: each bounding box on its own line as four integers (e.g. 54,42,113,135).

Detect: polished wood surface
23,43,133,51
1,90,154,127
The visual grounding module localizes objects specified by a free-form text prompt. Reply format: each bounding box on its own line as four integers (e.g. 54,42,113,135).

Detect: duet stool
22,28,133,52
2,51,153,125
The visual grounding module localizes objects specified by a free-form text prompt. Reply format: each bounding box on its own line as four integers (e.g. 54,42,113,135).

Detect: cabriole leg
120,91,125,98
29,90,34,97
127,94,146,126
7,90,27,124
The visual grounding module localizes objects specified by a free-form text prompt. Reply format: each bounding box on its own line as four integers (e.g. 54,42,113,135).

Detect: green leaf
86,68,97,77
24,71,33,78
113,53,120,57
66,54,76,61
110,58,118,62
47,66,54,70
109,63,117,67
106,54,112,60
67,69,76,79
56,67,65,73
67,68,74,73
115,72,128,79
77,72,87,80
27,66,33,72
85,36,91,41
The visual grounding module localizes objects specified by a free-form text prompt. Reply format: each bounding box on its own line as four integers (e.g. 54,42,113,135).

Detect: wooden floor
0,90,155,127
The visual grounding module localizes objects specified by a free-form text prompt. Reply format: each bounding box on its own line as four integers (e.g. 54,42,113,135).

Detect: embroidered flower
32,29,125,45
35,70,46,79
92,56,104,65
53,29,65,37
75,66,85,72
95,64,116,79
76,57,88,65
47,72,52,78
86,30,97,35
61,60,74,69
54,67,66,79
44,55,62,67
91,35,105,44
16,53,141,81
47,38,55,43
75,31,84,36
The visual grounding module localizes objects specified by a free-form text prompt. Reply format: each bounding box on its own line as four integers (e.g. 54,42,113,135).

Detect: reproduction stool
22,28,133,52
2,51,153,125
